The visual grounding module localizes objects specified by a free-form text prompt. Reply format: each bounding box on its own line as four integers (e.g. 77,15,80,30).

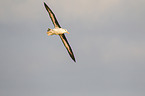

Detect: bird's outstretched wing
59,34,76,62
44,2,61,28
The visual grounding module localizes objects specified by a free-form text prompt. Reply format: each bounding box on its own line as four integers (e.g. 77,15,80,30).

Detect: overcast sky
0,0,145,96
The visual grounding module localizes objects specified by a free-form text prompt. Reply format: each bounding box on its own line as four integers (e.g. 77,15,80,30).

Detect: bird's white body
47,28,69,36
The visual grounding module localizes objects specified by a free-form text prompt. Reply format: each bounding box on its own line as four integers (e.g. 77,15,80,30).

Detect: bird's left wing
44,2,61,28
59,34,76,62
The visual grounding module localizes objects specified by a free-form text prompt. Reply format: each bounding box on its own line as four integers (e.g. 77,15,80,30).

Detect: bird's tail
47,28,51,31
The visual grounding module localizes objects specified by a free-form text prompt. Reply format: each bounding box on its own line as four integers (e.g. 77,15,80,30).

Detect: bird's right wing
44,2,61,28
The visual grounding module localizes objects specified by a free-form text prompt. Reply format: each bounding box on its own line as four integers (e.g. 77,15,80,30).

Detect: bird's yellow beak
66,31,69,34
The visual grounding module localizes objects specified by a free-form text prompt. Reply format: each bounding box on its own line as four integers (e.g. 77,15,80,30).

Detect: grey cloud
0,0,145,96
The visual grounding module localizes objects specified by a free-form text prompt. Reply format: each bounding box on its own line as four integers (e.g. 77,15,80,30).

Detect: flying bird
44,2,76,62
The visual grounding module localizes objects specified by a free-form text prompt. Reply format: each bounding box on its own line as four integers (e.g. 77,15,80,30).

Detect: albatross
44,2,76,62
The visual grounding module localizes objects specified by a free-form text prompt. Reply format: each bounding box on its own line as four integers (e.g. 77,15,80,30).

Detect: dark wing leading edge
59,34,76,62
44,2,61,28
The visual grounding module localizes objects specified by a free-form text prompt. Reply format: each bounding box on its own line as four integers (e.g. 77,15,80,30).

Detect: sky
0,0,145,96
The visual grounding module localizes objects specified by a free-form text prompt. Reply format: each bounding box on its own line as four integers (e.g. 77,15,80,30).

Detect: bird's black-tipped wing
44,2,61,28
59,34,76,62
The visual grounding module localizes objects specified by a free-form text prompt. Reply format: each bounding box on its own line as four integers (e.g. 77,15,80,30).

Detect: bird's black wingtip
44,2,46,6
72,58,76,63
44,2,48,8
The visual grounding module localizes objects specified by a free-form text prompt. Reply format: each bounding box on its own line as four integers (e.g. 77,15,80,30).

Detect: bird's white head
63,29,69,34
